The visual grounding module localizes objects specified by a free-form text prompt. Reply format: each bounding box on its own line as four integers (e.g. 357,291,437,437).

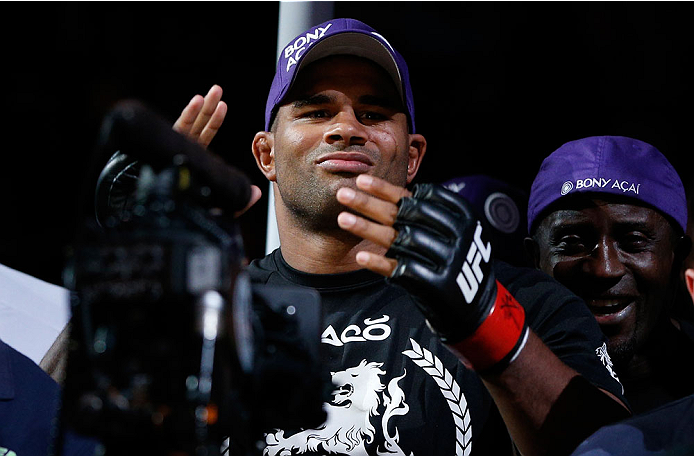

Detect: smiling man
526,135,694,414
255,54,420,247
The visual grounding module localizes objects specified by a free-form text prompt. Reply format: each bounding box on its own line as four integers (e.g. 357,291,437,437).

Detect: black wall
3,2,692,285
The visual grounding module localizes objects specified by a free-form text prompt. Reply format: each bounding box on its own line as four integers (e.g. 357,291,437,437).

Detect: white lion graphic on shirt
264,360,410,455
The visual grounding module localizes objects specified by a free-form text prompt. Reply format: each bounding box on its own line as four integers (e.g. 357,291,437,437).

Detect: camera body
59,110,329,456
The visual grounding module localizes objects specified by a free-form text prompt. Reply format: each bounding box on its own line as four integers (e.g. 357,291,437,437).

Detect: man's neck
278,222,385,274
273,201,385,274
620,317,680,381
269,188,389,273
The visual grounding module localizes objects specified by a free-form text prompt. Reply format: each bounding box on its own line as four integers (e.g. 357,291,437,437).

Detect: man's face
532,197,678,365
266,55,422,230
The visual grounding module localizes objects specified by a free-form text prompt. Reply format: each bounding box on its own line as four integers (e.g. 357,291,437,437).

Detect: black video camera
57,101,329,456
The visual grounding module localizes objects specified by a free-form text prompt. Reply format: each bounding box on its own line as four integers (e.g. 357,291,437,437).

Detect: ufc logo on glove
457,222,492,303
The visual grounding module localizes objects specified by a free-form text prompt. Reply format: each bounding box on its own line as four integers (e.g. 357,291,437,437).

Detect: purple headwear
264,18,416,132
443,174,530,266
527,135,687,233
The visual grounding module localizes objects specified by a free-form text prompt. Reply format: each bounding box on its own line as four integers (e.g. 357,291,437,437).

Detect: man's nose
324,110,368,146
583,240,627,280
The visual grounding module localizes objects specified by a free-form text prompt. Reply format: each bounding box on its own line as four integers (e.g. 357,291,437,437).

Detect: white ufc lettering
456,222,491,303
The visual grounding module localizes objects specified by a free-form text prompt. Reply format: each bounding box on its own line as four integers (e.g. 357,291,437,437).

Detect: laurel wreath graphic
402,338,472,456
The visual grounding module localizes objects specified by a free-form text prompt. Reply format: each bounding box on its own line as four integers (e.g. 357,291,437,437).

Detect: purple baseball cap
527,135,687,234
264,18,416,132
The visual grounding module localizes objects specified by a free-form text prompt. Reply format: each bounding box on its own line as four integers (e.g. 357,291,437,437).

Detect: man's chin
606,336,636,368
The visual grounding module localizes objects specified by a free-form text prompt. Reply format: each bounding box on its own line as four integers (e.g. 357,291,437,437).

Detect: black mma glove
386,183,529,372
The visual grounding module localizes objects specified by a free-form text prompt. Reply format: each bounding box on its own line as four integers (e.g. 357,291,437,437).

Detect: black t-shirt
618,318,694,415
246,249,626,456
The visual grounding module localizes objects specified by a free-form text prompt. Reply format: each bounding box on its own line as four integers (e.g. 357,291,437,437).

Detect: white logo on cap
443,182,466,193
568,177,641,195
560,181,574,195
283,23,333,72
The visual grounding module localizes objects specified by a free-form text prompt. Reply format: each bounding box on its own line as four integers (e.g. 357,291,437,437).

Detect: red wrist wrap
446,280,527,372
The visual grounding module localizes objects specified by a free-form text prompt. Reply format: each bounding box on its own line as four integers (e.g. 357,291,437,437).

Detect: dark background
2,1,693,286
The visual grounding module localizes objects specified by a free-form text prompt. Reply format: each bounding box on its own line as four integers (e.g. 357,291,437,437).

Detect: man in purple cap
178,19,630,456
525,135,694,416
568,199,694,456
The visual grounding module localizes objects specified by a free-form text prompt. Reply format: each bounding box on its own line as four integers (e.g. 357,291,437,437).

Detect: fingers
233,184,263,218
336,174,412,247
336,187,398,228
336,174,412,277
355,174,411,205
191,85,226,147
335,176,401,249
197,100,227,147
356,251,398,277
173,94,204,136
173,85,227,148
337,211,398,250
336,175,410,226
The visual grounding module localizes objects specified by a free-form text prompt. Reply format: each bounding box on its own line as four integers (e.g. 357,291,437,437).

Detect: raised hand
173,84,227,148
173,85,261,216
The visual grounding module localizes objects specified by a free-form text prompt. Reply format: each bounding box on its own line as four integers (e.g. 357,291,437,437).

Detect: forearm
478,330,630,456
335,179,630,455
39,321,71,385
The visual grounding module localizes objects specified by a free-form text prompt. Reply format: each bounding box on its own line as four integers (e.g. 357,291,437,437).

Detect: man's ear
674,235,693,266
524,236,541,269
685,269,694,300
252,131,276,182
406,133,427,185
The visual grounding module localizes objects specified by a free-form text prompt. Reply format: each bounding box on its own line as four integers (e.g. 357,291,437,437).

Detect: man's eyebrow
291,94,334,109
290,93,402,110
613,219,659,233
548,217,588,232
358,94,402,110
547,216,659,235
